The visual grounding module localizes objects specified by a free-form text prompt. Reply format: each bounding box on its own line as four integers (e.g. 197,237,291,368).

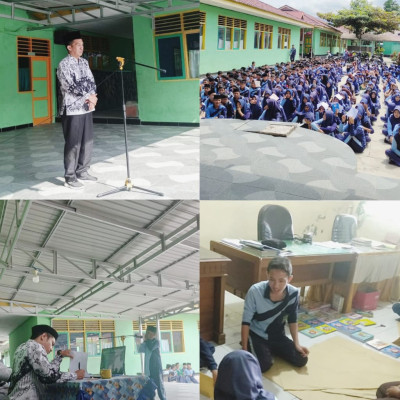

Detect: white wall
200,201,400,249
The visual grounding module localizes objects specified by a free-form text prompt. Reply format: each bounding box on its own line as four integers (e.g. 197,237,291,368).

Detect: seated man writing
241,257,309,372
8,324,84,400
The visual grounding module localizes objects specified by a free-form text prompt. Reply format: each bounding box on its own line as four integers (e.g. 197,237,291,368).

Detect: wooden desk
210,240,358,313
200,247,230,344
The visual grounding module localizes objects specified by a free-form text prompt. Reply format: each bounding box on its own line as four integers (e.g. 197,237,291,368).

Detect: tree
318,0,400,51
384,0,400,13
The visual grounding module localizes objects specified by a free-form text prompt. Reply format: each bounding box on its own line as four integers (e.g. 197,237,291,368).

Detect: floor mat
263,336,400,399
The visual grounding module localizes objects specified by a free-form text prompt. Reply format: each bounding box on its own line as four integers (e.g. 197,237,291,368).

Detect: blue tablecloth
44,375,156,400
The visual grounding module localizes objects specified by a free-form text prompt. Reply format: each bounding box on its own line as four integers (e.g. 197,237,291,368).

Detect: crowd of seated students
200,58,400,166
165,362,198,383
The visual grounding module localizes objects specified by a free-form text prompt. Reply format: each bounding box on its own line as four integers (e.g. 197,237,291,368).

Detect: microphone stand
97,57,164,198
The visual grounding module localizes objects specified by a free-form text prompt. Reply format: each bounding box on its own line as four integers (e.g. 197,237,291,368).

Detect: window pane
225,27,232,49
233,29,240,49
157,36,183,78
54,333,68,353
86,332,100,356
101,332,114,350
240,30,245,49
70,333,84,352
161,332,172,353
254,32,260,48
200,25,204,49
218,27,225,49
186,33,199,78
18,57,31,92
172,331,184,352
278,34,282,49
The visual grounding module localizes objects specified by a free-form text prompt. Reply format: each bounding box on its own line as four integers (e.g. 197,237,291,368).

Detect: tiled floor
201,291,400,400
200,61,400,201
0,123,199,199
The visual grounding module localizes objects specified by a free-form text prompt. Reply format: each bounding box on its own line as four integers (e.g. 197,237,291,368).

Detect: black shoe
64,179,84,189
77,172,98,182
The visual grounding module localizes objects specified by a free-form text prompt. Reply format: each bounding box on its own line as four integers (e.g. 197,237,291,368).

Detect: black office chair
257,205,294,241
331,214,357,243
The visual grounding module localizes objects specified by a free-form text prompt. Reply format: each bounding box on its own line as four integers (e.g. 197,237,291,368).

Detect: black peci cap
31,324,59,340
64,31,82,47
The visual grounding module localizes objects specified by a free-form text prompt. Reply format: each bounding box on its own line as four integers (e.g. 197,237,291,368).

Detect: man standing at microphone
57,31,98,189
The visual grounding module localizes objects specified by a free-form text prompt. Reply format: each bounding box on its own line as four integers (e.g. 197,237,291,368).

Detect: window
217,15,247,50
52,320,115,357
17,37,50,92
277,27,291,49
320,32,327,47
200,11,206,50
254,23,273,50
154,10,200,80
133,320,185,354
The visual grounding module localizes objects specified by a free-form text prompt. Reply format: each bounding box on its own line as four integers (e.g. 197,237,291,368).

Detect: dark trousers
150,372,166,400
249,330,308,372
376,381,400,399
62,112,94,182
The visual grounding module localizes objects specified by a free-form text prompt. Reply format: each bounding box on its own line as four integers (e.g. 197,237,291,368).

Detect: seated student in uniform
249,95,263,120
376,381,400,399
339,118,367,153
220,94,235,119
241,257,309,373
300,112,318,131
314,110,338,136
214,350,275,400
280,89,297,122
259,99,284,121
385,130,400,166
205,95,227,119
383,106,400,144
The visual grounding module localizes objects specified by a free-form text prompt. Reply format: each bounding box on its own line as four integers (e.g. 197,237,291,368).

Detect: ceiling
0,200,199,342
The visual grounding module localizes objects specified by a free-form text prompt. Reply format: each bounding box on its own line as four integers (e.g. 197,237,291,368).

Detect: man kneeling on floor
8,324,84,400
241,257,309,372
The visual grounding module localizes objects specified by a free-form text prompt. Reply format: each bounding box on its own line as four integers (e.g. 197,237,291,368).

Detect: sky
260,0,388,17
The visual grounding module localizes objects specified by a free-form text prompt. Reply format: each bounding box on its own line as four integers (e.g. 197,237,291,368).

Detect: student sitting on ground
249,95,263,120
376,381,400,399
383,106,400,145
315,110,338,136
259,99,284,121
241,257,309,372
385,131,400,166
340,119,367,153
214,350,275,400
183,363,198,383
205,95,227,119
300,112,316,131
200,337,218,383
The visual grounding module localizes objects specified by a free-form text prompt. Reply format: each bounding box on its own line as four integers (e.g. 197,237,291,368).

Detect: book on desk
220,239,290,257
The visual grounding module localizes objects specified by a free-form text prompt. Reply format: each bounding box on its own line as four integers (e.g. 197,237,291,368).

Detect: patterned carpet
200,119,400,200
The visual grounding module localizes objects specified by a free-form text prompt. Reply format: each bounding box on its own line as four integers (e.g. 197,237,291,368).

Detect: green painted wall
200,4,302,73
313,29,340,56
383,41,400,56
133,14,199,124
0,8,54,129
8,312,199,375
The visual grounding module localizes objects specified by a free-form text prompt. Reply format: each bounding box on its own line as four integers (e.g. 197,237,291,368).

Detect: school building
199,0,343,73
0,0,200,131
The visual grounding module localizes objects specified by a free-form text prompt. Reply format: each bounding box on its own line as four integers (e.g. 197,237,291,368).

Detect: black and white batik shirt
8,340,76,400
57,54,96,116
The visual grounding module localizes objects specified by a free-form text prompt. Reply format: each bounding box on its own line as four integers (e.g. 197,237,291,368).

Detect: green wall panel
133,14,199,124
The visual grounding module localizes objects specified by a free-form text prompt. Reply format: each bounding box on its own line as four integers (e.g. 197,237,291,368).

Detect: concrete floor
0,123,199,199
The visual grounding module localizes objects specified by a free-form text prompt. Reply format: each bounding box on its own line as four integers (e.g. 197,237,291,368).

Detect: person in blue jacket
340,122,367,153
205,95,227,119
383,106,400,144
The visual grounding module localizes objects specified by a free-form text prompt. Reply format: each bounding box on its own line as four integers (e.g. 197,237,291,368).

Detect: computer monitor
99,346,126,375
